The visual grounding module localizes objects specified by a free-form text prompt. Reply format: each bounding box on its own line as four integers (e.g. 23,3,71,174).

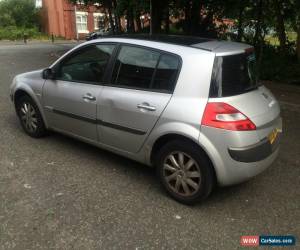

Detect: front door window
57,44,116,84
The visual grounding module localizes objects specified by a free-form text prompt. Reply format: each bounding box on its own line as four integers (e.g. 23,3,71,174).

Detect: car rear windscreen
209,52,258,97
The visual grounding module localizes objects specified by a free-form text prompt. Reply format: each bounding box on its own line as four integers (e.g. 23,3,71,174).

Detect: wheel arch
14,88,48,128
150,134,216,176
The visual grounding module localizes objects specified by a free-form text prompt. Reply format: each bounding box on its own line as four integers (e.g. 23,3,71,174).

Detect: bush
0,26,47,40
260,44,300,84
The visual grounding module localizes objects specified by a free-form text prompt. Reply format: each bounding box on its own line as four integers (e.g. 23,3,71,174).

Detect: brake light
201,102,256,131
245,47,254,54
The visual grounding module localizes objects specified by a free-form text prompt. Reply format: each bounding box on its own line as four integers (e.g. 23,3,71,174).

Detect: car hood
16,69,44,81
12,69,45,96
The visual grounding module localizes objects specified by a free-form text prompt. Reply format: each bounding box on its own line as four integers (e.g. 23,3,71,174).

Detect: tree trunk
297,27,300,62
191,0,201,35
253,0,263,48
257,28,266,79
165,5,169,34
253,0,265,76
127,8,134,33
135,13,142,32
107,5,115,34
273,0,287,50
111,0,120,33
151,0,163,33
113,13,120,33
184,1,191,34
237,3,245,42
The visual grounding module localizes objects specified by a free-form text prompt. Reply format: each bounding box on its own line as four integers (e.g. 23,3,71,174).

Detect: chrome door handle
82,93,96,101
137,103,156,111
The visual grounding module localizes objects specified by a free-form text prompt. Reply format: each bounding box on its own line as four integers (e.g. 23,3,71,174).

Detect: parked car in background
10,35,282,204
85,28,113,40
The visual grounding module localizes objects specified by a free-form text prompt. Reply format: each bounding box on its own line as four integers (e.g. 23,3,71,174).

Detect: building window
94,13,105,30
76,12,88,33
35,0,42,8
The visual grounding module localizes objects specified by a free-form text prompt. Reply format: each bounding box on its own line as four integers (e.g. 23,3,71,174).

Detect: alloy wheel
20,102,38,133
163,151,202,196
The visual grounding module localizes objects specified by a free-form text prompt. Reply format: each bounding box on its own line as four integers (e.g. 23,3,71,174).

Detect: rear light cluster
201,102,256,131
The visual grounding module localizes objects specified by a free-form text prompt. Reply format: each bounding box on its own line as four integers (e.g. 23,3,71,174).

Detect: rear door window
151,54,180,92
210,52,259,97
110,45,180,92
111,46,160,89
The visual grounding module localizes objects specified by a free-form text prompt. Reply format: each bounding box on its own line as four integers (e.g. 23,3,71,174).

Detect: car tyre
156,140,215,205
16,95,47,138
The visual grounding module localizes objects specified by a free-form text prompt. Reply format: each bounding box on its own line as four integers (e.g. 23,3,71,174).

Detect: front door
98,45,181,153
43,43,116,141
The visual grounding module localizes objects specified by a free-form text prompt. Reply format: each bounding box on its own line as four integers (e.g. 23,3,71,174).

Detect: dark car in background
85,28,113,41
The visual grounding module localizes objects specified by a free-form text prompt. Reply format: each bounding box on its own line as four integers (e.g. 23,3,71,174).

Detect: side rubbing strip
97,120,146,135
51,108,146,135
52,109,97,124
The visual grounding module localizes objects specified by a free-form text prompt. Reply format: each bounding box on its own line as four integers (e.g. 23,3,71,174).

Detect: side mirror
42,68,56,80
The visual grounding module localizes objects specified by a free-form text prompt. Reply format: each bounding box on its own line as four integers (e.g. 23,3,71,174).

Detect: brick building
40,0,106,39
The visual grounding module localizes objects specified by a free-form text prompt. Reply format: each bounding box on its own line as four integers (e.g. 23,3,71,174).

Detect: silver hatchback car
10,35,282,204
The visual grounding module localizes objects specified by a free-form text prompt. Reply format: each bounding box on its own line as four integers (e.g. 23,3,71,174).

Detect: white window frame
93,13,105,30
76,11,89,34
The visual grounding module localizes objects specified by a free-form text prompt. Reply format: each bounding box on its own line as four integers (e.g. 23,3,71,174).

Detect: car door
43,43,116,141
98,45,181,153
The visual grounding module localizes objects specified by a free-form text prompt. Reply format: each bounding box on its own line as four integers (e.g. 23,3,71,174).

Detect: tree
286,0,300,61
170,0,225,37
273,0,287,50
0,12,15,27
116,0,149,33
297,26,300,62
67,0,299,64
0,0,38,28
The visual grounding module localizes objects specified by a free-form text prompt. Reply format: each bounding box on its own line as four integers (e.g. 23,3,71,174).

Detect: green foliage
0,12,16,27
0,26,44,40
115,0,149,16
67,0,300,82
0,0,39,28
260,44,300,83
0,0,45,40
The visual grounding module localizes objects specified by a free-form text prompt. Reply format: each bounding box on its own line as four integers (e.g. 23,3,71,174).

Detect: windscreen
209,52,258,97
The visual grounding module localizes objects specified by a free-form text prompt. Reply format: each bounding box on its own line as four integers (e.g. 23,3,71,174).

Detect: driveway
0,43,299,250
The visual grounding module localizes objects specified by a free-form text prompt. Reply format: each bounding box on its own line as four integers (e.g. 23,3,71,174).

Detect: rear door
98,45,181,153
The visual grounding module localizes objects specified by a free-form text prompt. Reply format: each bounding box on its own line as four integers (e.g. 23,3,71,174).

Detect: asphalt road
0,42,299,250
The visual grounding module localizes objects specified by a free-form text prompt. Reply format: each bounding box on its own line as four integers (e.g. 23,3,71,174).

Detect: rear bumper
228,132,281,162
199,120,282,186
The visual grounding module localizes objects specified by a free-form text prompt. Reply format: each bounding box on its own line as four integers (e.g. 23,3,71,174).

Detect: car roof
96,34,252,55
105,34,213,47
192,40,253,56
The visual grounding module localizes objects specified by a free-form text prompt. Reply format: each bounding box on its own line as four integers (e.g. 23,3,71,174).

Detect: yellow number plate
268,129,278,144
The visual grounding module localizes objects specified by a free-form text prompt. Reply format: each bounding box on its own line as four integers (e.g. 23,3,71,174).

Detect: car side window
57,44,115,83
111,46,160,89
151,54,180,92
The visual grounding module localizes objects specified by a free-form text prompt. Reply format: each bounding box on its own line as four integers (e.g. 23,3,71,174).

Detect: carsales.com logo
240,235,296,247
